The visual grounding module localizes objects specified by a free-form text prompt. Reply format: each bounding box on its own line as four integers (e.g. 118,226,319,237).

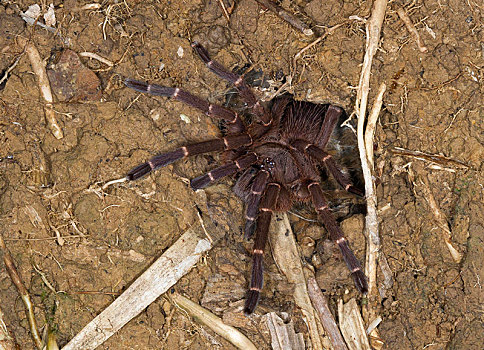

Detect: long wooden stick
269,213,326,350
62,226,217,350
0,234,42,349
354,0,388,341
17,37,63,139
169,292,257,350
307,277,348,350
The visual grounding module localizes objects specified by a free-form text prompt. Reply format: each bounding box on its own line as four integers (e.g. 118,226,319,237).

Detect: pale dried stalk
79,52,114,66
365,83,386,170
254,0,313,36
169,292,257,350
307,277,348,350
62,226,217,350
354,0,387,344
269,213,327,350
338,299,371,350
0,234,42,349
217,0,231,22
0,305,19,349
418,176,463,262
390,148,469,169
17,37,63,139
264,312,305,350
397,8,428,53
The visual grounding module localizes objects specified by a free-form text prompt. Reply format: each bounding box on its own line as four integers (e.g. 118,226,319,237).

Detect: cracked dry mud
0,0,483,349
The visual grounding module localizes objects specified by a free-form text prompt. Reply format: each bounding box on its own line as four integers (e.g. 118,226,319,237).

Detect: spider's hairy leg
190,152,257,189
244,170,270,240
316,105,343,149
294,140,364,196
127,134,252,181
244,183,281,315
124,79,245,133
308,182,368,294
191,42,272,127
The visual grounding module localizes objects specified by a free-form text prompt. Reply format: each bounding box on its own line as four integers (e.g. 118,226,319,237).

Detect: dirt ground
0,0,483,349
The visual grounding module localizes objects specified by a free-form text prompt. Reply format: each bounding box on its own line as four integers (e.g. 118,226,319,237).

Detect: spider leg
294,140,363,196
244,170,270,240
191,42,272,127
316,105,343,149
124,78,245,133
127,134,252,181
191,152,258,189
244,182,280,315
308,182,368,293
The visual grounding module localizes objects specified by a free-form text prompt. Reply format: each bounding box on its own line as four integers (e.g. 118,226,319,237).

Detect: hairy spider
124,42,368,315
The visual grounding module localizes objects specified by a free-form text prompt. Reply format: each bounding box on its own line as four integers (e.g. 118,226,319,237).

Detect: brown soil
0,0,483,349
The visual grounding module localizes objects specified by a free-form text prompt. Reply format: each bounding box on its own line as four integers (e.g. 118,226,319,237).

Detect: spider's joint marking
251,190,262,195
261,119,273,127
235,159,242,169
323,154,332,161
207,60,213,67
148,160,155,170
181,146,188,156
308,181,320,188
173,88,180,97
345,184,352,190
317,205,328,211
351,266,361,273
223,137,230,148
304,143,312,151
261,207,272,212
253,249,264,255
250,287,261,291
228,113,238,124
336,237,346,244
235,77,243,86
208,104,214,114
245,215,255,221
208,172,215,181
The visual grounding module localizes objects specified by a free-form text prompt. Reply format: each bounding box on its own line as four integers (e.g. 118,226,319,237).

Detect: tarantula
124,42,368,315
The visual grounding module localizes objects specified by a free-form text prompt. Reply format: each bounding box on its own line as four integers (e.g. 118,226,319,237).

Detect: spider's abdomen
279,100,334,144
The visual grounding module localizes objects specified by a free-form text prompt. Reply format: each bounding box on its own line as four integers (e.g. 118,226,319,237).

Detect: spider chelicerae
124,42,368,315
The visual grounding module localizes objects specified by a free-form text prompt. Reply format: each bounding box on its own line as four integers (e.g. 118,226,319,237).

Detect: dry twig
365,83,386,169
307,277,348,350
269,213,327,350
169,292,257,350
17,37,63,139
0,307,19,349
264,312,305,350
217,0,231,22
0,234,42,349
397,7,428,53
254,0,313,36
62,225,222,350
79,52,114,67
390,148,469,169
354,0,387,345
338,299,371,350
418,175,463,263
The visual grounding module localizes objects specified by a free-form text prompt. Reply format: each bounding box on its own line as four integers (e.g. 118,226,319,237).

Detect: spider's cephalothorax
124,42,368,315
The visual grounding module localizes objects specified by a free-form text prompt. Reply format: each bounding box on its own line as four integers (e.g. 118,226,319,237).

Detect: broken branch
397,7,428,53
169,292,257,350
17,37,63,139
0,234,42,349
